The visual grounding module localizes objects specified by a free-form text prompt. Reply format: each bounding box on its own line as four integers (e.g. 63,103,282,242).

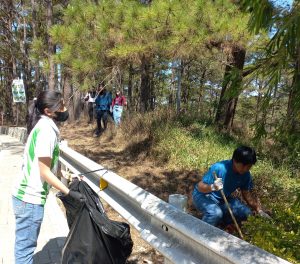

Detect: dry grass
60,115,203,263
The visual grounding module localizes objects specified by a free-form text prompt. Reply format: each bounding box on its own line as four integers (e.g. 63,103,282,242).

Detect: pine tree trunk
127,64,133,111
149,63,155,111
287,45,300,133
215,44,246,130
46,0,55,90
176,60,183,114
182,62,189,109
0,61,2,85
140,55,151,112
31,0,41,95
63,71,74,122
271,83,278,123
4,0,16,123
74,91,83,121
215,64,230,124
227,97,238,129
186,64,191,111
19,2,31,104
255,78,262,124
198,69,207,115
169,61,176,106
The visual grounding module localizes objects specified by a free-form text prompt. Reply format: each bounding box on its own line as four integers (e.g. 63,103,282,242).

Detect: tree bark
31,0,42,95
140,55,151,112
46,0,55,90
149,63,155,111
3,0,16,123
286,45,300,133
169,61,176,106
63,71,74,122
127,63,133,111
215,44,246,130
19,2,32,104
176,60,183,114
197,69,206,114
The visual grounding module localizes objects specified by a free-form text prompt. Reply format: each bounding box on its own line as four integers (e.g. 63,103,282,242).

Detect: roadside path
0,135,69,264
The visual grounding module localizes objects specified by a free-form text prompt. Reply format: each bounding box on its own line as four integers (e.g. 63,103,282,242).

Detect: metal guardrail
59,142,291,264
0,127,292,263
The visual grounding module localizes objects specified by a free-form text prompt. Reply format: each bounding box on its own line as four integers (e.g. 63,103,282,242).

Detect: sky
273,0,294,8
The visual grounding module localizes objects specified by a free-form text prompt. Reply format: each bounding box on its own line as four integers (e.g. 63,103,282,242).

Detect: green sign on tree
12,79,26,103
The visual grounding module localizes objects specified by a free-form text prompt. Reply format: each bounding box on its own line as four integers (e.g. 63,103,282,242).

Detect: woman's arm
38,157,70,194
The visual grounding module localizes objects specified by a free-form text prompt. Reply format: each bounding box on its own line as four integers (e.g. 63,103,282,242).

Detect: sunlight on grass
120,110,300,263
152,122,235,171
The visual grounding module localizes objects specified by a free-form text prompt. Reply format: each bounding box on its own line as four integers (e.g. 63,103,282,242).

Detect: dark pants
88,102,94,123
96,110,109,134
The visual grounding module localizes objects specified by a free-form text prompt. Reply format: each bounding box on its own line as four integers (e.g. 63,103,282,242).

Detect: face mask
54,110,69,122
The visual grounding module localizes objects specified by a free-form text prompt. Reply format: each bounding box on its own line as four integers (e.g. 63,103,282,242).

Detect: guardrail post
164,194,188,263
60,140,69,186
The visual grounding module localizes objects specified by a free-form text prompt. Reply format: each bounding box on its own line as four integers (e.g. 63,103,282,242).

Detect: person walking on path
84,89,96,124
94,85,112,137
192,146,270,229
12,90,85,264
112,90,127,126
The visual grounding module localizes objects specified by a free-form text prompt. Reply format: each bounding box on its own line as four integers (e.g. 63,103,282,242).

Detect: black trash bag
57,180,133,264
57,179,102,229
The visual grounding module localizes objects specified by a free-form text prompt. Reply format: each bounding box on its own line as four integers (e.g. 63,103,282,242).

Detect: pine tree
238,0,300,162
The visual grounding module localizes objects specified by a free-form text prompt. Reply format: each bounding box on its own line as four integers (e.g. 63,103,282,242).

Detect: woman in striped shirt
12,90,85,264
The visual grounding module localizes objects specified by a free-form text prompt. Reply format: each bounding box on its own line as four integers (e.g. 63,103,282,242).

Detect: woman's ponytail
26,98,41,135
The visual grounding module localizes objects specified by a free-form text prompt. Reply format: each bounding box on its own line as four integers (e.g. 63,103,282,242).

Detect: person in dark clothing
94,85,112,137
84,89,96,124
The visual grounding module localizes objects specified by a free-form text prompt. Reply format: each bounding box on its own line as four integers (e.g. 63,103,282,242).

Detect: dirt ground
60,119,201,264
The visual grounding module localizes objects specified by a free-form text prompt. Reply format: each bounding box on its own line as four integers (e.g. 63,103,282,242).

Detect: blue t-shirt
201,160,253,200
95,91,112,111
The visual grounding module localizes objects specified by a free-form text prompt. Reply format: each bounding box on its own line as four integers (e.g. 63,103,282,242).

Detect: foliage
123,108,239,169
1,0,299,260
120,109,300,263
50,0,253,89
243,201,300,264
239,0,300,133
236,0,300,179
151,120,236,170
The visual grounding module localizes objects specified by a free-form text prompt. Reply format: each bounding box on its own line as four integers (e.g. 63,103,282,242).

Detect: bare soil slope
60,120,200,263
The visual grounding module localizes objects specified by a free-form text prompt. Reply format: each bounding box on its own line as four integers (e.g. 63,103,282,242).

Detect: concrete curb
0,126,27,143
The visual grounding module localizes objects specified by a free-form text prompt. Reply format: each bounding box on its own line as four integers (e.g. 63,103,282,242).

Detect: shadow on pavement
33,237,66,264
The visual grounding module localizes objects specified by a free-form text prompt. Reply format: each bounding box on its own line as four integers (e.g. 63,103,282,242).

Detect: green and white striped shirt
13,115,60,205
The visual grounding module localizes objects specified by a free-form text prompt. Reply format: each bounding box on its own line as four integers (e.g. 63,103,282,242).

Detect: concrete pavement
0,134,69,264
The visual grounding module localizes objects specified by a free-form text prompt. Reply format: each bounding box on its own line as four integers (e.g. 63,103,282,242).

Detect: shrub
121,109,300,263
